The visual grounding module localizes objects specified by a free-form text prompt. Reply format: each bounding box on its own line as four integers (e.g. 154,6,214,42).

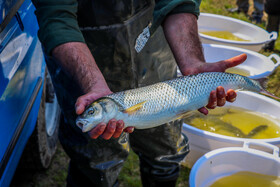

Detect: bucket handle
268,54,280,68
269,31,278,41
243,141,279,157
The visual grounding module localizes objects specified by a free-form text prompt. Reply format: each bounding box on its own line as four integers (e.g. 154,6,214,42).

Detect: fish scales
107,72,260,115
76,72,264,132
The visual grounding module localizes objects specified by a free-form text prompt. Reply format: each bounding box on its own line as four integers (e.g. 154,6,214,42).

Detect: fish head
76,98,119,132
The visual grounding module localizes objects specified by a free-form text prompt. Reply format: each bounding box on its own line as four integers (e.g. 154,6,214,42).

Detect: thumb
220,53,247,70
75,104,85,115
75,91,111,115
75,94,95,115
75,97,87,115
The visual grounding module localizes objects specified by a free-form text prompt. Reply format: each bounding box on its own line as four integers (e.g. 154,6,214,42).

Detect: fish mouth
76,119,89,131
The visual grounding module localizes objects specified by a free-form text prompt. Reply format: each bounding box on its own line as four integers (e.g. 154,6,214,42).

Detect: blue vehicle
0,0,60,186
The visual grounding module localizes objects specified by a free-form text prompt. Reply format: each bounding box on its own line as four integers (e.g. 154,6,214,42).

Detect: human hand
180,53,247,115
52,42,134,139
162,13,246,115
75,89,134,140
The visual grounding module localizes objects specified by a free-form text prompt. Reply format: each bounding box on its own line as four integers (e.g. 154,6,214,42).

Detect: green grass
118,151,191,186
119,151,141,187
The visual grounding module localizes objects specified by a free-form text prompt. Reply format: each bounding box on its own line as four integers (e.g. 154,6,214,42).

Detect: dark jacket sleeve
32,0,201,55
152,0,201,33
32,0,85,55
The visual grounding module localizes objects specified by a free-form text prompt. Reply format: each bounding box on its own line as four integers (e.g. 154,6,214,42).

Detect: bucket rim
199,13,272,44
189,142,280,187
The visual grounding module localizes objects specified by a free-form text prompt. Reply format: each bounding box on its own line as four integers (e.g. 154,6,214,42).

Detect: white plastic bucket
182,91,280,167
203,43,280,79
189,141,280,187
198,13,278,51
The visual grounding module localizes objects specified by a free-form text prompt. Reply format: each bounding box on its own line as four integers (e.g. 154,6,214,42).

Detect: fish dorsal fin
124,101,146,114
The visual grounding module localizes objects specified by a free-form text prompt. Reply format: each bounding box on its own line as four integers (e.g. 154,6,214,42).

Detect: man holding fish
32,0,246,186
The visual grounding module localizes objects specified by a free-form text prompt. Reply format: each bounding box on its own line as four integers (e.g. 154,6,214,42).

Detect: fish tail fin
254,78,268,89
249,77,280,101
260,90,280,101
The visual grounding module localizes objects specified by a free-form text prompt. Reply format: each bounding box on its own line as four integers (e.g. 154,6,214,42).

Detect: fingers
206,86,226,109
124,126,135,133
200,87,237,115
198,107,209,115
216,86,226,106
88,119,133,140
206,90,217,109
112,120,125,138
101,119,117,140
226,89,237,102
88,123,107,139
222,53,247,70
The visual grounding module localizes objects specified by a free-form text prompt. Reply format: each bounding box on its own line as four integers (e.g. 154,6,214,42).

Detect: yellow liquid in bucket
184,106,280,139
210,171,280,187
200,31,250,41
225,67,251,77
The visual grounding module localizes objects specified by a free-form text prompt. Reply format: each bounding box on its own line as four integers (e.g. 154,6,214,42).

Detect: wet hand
180,53,247,75
180,53,247,115
88,120,134,139
75,90,134,140
198,87,237,115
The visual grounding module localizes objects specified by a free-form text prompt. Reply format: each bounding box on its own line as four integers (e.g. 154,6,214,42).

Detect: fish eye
88,108,95,115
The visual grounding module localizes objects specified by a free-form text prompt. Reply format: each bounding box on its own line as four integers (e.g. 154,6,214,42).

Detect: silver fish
76,72,276,132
